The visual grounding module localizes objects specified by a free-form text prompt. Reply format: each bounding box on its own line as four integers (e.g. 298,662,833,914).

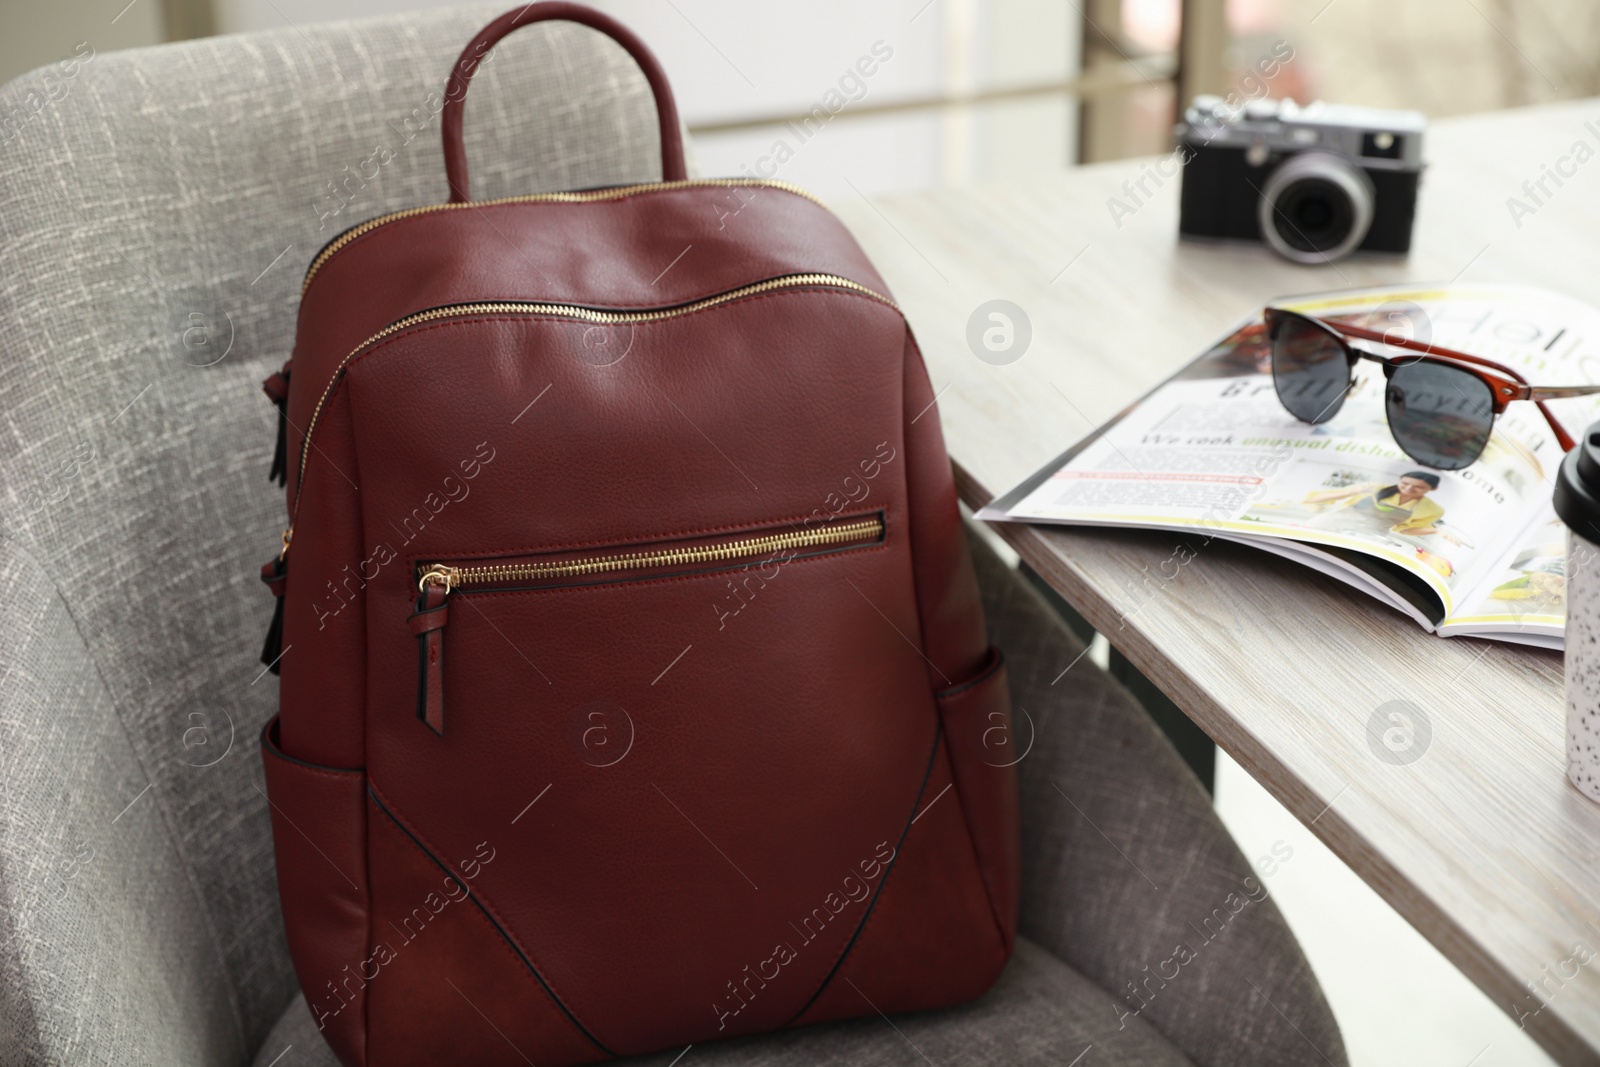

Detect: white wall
210,0,1079,197
0,0,164,86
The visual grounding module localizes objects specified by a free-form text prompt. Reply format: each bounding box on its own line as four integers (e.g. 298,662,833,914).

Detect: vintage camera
1176,96,1425,264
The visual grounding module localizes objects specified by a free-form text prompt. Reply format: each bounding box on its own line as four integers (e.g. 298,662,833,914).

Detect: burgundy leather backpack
258,6,1018,1064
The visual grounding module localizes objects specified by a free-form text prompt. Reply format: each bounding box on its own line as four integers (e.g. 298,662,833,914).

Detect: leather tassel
263,366,292,488
260,556,288,673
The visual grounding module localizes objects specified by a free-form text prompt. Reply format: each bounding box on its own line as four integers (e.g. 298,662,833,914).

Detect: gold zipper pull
418,564,458,595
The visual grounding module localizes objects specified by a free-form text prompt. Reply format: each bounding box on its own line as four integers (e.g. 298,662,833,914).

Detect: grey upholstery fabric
0,7,1344,1067
970,533,1349,1066
0,9,666,1065
0,542,244,1065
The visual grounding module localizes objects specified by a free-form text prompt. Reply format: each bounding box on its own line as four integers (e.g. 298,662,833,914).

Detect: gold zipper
286,273,898,548
418,516,884,594
302,179,824,295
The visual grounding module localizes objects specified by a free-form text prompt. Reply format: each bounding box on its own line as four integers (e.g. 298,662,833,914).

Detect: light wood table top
831,97,1600,1065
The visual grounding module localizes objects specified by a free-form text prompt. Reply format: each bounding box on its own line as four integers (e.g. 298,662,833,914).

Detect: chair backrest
0,8,668,1063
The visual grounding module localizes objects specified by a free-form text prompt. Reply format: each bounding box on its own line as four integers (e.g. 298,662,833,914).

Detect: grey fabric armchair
0,8,1345,1065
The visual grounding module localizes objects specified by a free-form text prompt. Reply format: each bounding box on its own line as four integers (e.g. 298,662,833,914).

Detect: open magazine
978,284,1600,651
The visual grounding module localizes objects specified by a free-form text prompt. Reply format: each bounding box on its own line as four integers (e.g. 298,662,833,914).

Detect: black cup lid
1554,420,1600,544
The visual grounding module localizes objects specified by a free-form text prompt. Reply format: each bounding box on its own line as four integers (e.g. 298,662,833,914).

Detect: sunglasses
1265,307,1600,470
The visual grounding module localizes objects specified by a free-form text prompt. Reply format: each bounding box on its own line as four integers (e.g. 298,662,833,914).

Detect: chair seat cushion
251,939,1193,1067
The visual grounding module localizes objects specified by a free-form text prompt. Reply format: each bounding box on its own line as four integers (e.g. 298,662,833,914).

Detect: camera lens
1257,152,1376,264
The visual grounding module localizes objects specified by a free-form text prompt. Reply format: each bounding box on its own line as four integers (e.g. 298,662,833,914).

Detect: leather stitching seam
261,722,364,779
366,805,586,1046
935,647,1004,700
266,760,363,784
366,782,616,1058
937,725,1012,956
782,707,943,1026
929,650,1011,947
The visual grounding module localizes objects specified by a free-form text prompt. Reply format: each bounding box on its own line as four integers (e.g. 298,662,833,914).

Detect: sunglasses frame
1264,307,1597,458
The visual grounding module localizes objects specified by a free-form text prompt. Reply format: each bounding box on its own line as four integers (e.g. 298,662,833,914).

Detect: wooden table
831,97,1600,1065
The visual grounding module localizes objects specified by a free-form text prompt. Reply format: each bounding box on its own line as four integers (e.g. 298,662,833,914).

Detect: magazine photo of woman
1303,471,1446,536
1299,470,1468,577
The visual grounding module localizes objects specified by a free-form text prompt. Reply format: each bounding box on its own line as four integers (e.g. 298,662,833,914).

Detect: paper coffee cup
1554,424,1600,803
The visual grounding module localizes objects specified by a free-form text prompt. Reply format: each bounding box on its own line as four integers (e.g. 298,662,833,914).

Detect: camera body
1177,96,1426,264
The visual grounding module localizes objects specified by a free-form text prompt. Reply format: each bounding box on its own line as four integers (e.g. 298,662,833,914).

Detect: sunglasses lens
1385,361,1495,470
1270,315,1350,424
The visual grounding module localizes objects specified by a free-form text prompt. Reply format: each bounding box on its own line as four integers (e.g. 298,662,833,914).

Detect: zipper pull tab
262,364,291,488
411,567,455,735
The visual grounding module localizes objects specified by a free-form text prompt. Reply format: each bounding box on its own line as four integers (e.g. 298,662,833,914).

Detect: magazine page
1441,506,1565,646
1223,531,1443,627
981,285,1600,634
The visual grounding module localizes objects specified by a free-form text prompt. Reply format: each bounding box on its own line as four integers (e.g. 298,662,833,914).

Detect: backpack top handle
440,1,689,202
